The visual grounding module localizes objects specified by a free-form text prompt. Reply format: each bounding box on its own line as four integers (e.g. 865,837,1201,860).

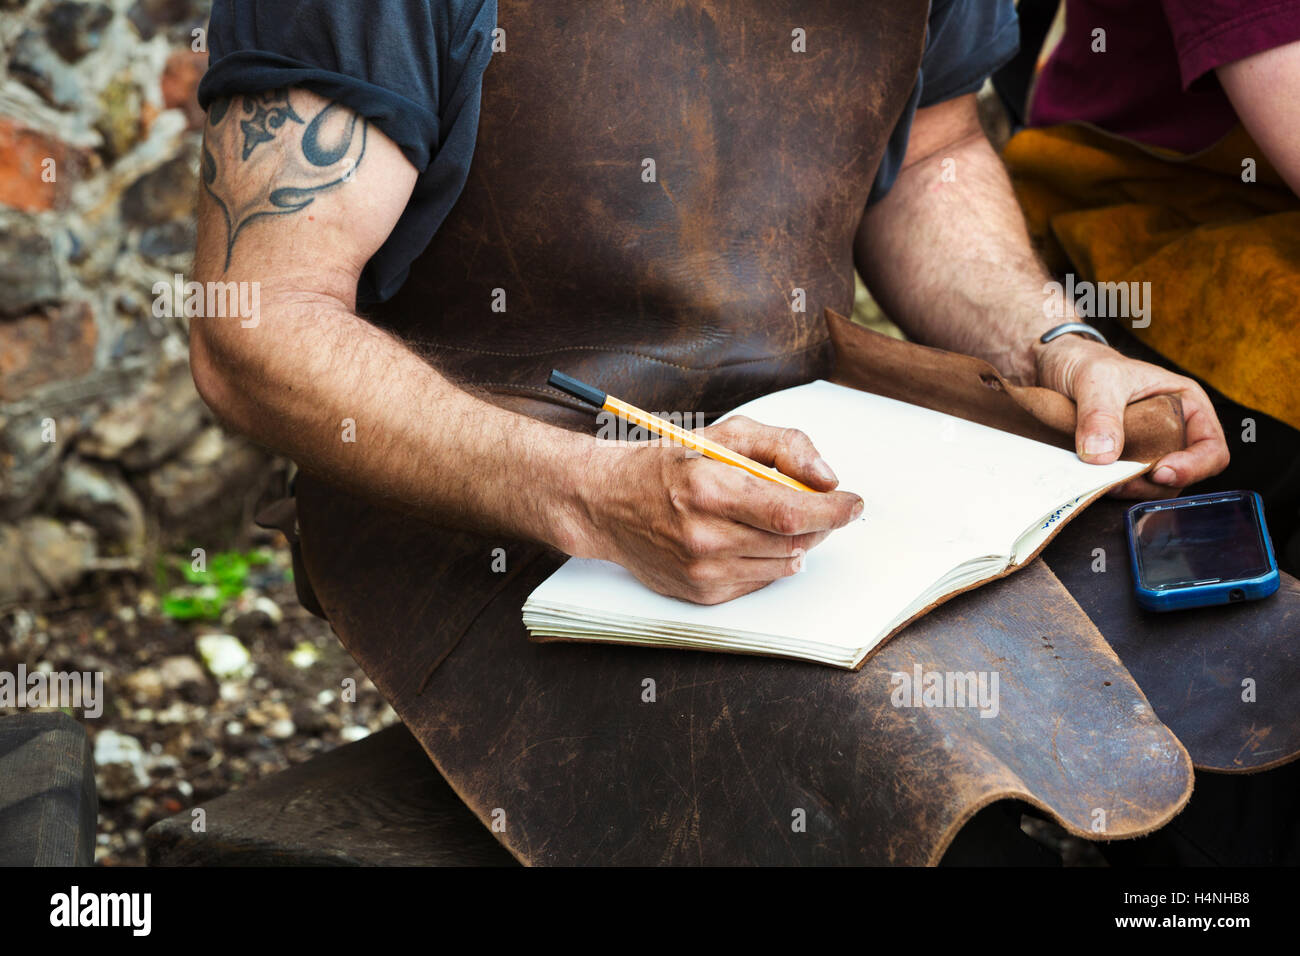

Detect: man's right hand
572,416,864,604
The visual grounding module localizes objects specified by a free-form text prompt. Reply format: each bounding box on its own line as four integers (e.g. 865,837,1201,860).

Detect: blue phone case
1125,490,1281,612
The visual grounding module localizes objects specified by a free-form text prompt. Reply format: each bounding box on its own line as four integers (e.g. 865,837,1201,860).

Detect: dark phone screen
1132,494,1271,590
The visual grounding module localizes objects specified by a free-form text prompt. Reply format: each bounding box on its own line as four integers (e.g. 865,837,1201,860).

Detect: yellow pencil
549,370,818,493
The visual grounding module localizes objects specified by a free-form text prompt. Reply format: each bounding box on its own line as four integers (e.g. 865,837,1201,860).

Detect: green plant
160,549,271,621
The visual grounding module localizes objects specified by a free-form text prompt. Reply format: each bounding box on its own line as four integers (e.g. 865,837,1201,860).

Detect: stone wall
0,0,276,605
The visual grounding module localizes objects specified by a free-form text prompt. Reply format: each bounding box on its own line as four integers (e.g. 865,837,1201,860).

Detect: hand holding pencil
549,370,822,492
549,370,864,605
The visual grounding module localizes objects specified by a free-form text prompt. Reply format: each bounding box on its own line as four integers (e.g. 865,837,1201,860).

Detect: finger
704,416,841,490
739,554,811,581
676,554,805,605
702,465,864,534
718,525,832,559
1072,368,1130,465
1107,473,1184,500
1141,385,1230,489
675,516,830,561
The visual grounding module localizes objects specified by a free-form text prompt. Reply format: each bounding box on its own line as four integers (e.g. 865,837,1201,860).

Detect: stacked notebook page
523,380,1147,669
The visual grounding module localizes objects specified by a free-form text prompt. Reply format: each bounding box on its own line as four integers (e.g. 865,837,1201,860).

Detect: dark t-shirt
872,0,1019,204
198,0,1018,307
1029,0,1300,153
198,0,495,306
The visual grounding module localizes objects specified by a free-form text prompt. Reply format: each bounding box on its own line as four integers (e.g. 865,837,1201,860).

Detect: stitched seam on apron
421,336,831,374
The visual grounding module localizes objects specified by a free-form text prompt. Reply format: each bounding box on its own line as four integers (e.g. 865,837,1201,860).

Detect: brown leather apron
366,0,923,426
292,0,1203,863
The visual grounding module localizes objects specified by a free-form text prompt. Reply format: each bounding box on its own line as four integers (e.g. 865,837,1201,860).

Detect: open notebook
523,380,1148,669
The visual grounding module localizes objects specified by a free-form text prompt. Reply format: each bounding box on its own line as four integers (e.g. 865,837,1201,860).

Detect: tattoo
237,90,305,159
202,88,368,269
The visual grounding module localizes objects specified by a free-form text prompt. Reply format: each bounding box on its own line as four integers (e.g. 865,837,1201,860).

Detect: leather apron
292,0,1198,864
367,0,922,426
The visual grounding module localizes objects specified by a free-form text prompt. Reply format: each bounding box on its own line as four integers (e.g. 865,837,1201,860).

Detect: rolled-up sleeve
1161,0,1300,89
868,0,1020,206
197,0,496,306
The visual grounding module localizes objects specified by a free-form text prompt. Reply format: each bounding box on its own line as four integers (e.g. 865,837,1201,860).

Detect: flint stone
8,29,82,109
144,427,268,527
0,228,61,317
45,2,115,63
13,516,97,597
78,361,206,469
0,302,96,401
121,153,197,226
0,412,73,522
54,457,146,553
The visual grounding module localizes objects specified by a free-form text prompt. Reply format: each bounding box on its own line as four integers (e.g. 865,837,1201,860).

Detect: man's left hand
1033,336,1230,499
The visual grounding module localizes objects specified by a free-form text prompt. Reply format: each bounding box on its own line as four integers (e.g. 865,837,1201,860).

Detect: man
189,1,1229,864
192,1,1227,610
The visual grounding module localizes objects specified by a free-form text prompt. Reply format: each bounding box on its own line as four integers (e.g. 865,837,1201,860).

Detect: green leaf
162,592,223,621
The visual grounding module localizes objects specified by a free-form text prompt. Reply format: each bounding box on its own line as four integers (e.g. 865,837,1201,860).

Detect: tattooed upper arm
195,87,417,306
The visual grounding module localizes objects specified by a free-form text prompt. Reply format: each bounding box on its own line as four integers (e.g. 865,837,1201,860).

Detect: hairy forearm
855,130,1066,385
853,107,1230,488
189,287,594,552
189,87,599,553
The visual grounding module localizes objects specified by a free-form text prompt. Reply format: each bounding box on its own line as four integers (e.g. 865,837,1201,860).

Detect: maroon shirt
1029,0,1300,153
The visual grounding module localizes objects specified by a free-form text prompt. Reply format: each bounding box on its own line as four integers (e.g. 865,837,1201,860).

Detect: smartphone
1125,490,1280,612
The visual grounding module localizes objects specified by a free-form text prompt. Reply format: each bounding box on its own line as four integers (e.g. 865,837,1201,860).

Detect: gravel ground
0,529,399,866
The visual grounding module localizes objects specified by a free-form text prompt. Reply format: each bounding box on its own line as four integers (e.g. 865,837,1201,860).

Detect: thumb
1073,376,1128,465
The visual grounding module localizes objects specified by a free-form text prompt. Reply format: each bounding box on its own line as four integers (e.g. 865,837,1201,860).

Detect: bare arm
855,94,1054,384
1218,39,1300,197
192,88,594,550
192,88,861,603
855,94,1229,496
